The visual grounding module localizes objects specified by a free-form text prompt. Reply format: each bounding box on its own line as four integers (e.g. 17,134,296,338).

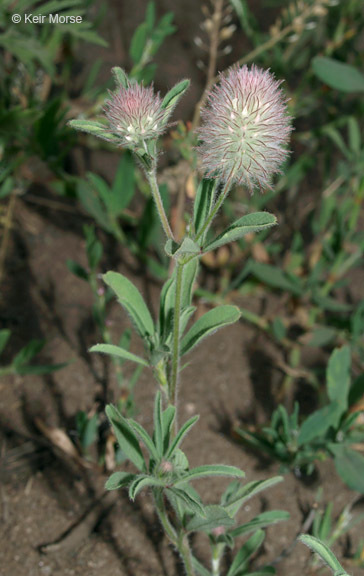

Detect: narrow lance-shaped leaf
326,346,351,408
299,535,348,575
105,471,135,491
127,419,159,461
166,487,206,517
112,66,128,88
297,402,343,447
162,405,176,453
166,415,199,459
203,212,277,253
222,476,284,517
103,271,155,341
90,343,149,367
312,56,364,93
161,79,190,113
230,510,290,538
174,464,244,487
106,405,145,471
193,178,216,239
128,475,165,500
68,119,119,143
227,530,265,576
330,444,364,494
0,329,11,355
153,391,164,456
111,151,135,214
181,258,199,309
181,305,241,356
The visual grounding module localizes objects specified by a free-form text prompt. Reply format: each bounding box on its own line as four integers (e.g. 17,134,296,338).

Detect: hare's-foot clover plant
70,66,304,575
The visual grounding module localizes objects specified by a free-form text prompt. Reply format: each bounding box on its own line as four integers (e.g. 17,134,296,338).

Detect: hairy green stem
146,169,175,241
211,543,225,576
154,490,195,576
154,490,178,542
170,261,184,426
178,534,195,576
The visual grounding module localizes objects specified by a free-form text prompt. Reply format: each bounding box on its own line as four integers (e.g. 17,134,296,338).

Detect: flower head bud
160,460,174,474
211,525,226,537
197,65,292,192
104,81,167,151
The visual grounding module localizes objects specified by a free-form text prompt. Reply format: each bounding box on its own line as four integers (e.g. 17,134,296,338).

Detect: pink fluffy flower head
104,82,167,150
197,65,292,192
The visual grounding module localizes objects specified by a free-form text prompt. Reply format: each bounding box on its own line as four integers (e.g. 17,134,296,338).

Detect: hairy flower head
197,65,292,191
104,82,167,150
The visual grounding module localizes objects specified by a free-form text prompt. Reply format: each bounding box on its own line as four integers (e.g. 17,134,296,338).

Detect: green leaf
111,66,128,88
90,344,149,367
227,530,265,576
130,22,148,64
193,179,217,240
203,212,277,252
87,172,111,211
297,402,343,446
161,79,190,113
326,346,351,408
105,471,135,490
128,475,165,500
68,119,117,141
299,535,348,574
162,405,176,453
166,415,199,459
145,1,155,30
165,237,200,259
186,505,235,533
181,305,241,356
174,464,244,486
349,374,364,407
106,405,145,471
76,180,111,232
66,259,89,281
13,340,44,368
307,327,337,348
348,117,361,154
111,152,135,214
14,362,68,375
222,477,284,517
243,570,275,576
312,57,364,93
153,391,164,456
230,510,290,538
127,419,159,461
180,306,197,337
181,259,199,309
0,329,11,355
330,444,364,494
166,487,205,517
84,225,103,270
247,261,303,296
312,294,351,313
103,271,155,341
77,412,98,450
37,0,83,15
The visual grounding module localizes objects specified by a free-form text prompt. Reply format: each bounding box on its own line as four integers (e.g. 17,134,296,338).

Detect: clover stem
170,261,184,431
154,490,195,576
146,168,175,241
